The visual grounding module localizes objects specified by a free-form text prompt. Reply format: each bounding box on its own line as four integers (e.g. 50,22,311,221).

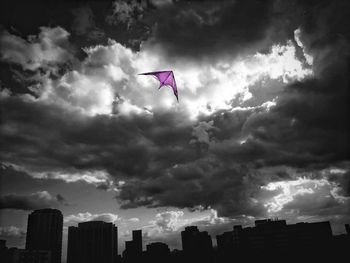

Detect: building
7,248,51,263
146,242,170,262
146,242,170,255
66,227,78,263
331,225,350,262
181,226,213,253
25,209,63,263
132,230,142,254
216,219,333,261
181,226,213,256
0,240,9,263
67,221,118,263
216,231,234,252
244,219,289,254
122,230,143,261
0,239,7,251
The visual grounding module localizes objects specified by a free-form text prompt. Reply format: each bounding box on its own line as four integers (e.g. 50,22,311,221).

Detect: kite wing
139,70,179,102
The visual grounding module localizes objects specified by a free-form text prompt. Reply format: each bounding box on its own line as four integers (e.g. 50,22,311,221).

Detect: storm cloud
0,0,349,238
0,191,66,211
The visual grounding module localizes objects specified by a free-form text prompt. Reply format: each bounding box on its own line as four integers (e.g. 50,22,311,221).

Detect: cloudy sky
0,0,349,260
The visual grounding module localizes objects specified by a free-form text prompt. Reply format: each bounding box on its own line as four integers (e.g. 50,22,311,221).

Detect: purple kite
139,70,179,102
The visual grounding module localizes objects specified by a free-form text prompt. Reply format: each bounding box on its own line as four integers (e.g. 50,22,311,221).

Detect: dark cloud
0,0,153,84
116,0,350,216
1,94,268,217
118,157,267,218
56,194,68,205
142,0,350,63
0,96,195,177
143,0,275,59
105,0,148,28
0,26,77,96
239,60,349,169
0,0,349,225
71,6,105,40
0,191,66,210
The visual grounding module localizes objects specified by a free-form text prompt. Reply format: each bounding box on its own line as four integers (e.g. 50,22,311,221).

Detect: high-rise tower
25,208,63,263
67,221,118,263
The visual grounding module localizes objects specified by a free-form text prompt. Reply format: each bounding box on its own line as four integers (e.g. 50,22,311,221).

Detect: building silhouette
217,219,334,261
216,230,234,261
2,214,349,263
7,248,51,263
132,230,142,254
181,226,213,253
122,230,143,262
181,226,213,262
67,221,118,263
0,240,9,263
25,209,63,263
145,242,170,262
332,224,350,261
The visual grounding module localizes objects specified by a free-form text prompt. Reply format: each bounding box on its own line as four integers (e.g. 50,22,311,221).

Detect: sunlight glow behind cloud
261,177,347,214
17,29,313,120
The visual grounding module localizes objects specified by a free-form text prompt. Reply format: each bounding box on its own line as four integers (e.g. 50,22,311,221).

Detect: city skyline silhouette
1,208,350,262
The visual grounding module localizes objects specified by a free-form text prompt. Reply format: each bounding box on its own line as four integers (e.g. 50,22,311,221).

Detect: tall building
25,209,63,263
216,231,234,252
67,221,118,263
146,242,170,262
146,242,170,255
66,227,79,263
0,239,9,263
132,230,142,254
216,218,333,261
122,230,143,262
181,226,213,254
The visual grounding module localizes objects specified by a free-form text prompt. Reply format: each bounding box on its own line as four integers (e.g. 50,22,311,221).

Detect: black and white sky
0,0,349,259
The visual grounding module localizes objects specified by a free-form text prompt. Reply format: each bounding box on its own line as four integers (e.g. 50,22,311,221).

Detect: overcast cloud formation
0,191,66,211
0,0,349,246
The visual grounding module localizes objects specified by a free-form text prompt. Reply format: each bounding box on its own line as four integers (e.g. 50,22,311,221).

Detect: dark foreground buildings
67,221,118,263
6,248,51,263
145,242,170,262
122,230,143,262
181,226,213,262
25,209,63,263
1,239,51,263
216,219,348,262
2,210,349,263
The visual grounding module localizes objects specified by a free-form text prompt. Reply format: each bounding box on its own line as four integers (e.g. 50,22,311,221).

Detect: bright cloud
144,209,229,237
128,217,140,222
3,27,313,120
261,177,348,214
0,27,72,71
33,169,114,189
64,212,121,224
1,163,113,188
294,28,314,66
153,210,185,233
